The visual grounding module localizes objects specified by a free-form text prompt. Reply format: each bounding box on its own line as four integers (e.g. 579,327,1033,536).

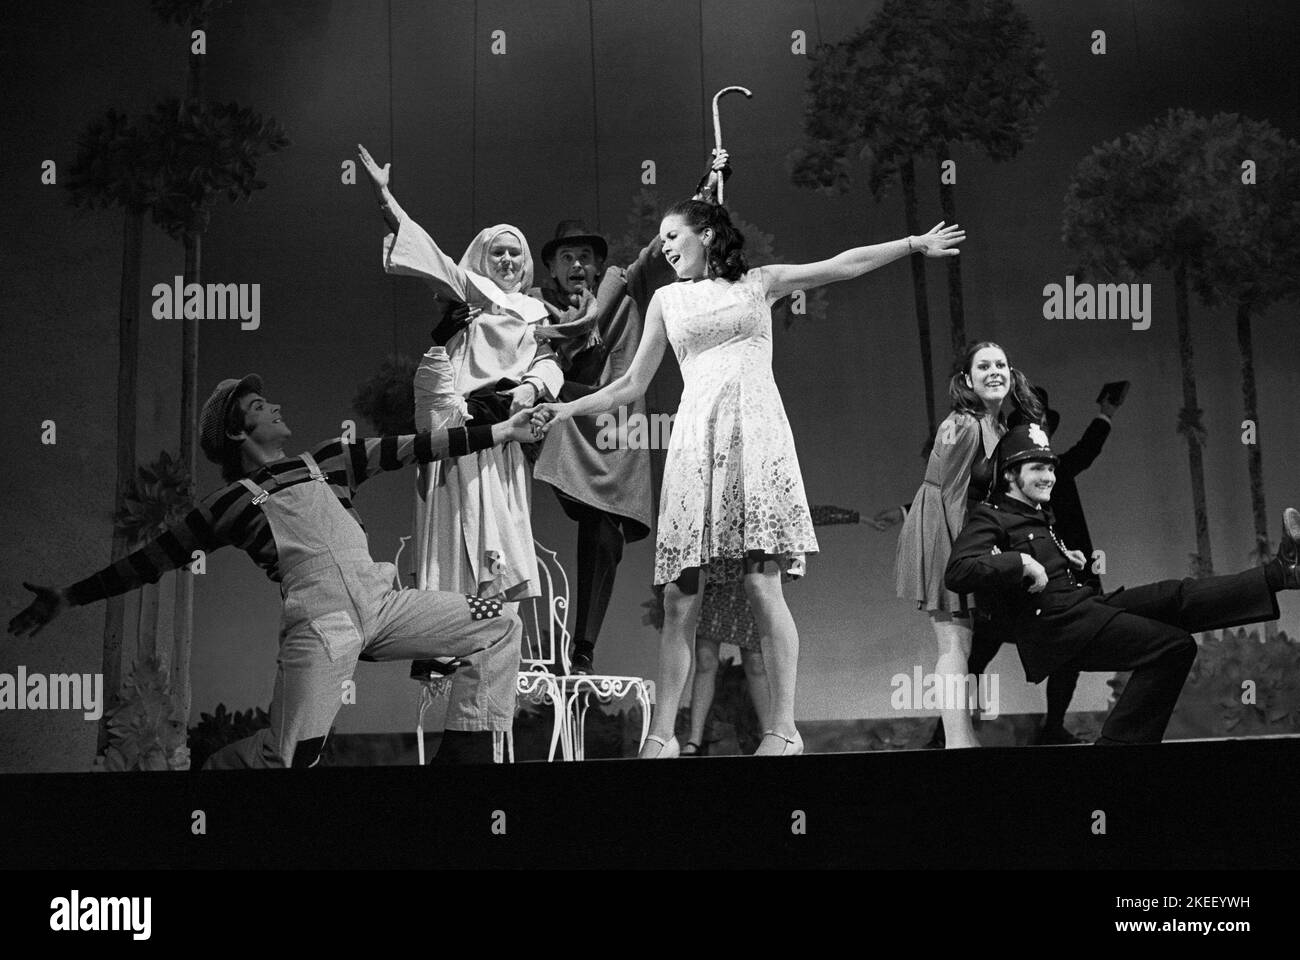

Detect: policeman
945,424,1300,745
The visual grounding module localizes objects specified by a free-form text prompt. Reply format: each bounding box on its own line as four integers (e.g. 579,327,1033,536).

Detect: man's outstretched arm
9,497,229,638
330,410,542,492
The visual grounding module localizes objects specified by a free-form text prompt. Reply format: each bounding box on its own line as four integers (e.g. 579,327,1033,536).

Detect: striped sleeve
64,489,234,607
321,430,493,490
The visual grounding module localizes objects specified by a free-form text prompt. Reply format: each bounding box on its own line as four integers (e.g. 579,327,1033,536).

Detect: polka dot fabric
465,595,503,621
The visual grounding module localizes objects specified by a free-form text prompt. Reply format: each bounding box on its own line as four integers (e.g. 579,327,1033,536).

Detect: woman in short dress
535,200,965,757
895,341,1043,748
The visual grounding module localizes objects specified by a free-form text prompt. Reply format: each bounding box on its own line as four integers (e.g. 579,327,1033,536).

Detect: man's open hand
8,583,67,639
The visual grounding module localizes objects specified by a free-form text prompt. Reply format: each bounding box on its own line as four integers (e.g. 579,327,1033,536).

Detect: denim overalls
205,452,520,768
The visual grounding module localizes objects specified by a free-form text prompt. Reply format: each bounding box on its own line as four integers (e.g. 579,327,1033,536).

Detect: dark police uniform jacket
944,493,1122,682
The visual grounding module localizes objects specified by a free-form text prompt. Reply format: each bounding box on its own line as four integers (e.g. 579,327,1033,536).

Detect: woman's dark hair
947,340,1044,427
662,199,748,282
219,386,259,483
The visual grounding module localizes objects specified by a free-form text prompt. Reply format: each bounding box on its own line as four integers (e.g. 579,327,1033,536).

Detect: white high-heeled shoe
757,730,804,756
639,734,680,759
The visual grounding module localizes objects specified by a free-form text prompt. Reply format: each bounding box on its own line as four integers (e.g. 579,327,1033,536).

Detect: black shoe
430,730,495,764
570,652,594,675
410,657,463,680
924,719,946,750
1033,724,1086,745
1278,507,1300,589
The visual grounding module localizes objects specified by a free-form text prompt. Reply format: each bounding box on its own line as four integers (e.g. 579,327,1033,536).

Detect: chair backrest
521,540,572,675
392,536,412,590
392,535,572,674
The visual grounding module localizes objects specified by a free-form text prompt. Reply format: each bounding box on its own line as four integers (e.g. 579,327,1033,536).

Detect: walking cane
711,85,751,205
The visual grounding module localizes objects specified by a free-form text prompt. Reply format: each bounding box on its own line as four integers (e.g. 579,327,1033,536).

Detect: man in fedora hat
945,423,1300,745
529,151,730,675
8,363,540,767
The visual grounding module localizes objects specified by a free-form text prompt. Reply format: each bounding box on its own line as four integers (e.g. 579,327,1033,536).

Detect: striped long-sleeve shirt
66,428,493,606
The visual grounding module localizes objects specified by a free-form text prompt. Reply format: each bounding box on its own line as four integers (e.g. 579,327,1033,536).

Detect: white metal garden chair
550,569,653,762
404,537,568,763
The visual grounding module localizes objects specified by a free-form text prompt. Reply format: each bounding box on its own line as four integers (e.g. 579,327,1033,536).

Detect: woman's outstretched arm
761,221,965,300
358,143,404,232
359,143,481,305
533,290,670,431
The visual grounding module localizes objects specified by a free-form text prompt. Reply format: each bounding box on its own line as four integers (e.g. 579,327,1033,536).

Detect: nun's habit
384,207,562,601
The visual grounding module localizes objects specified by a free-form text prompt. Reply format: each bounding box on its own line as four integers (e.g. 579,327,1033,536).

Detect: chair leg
635,684,651,754
575,692,592,761
415,687,430,766
545,681,565,762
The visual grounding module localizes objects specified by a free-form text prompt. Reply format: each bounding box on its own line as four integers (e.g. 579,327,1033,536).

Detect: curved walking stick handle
710,85,752,205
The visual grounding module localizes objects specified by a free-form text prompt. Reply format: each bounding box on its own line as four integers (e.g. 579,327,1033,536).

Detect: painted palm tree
789,0,1053,438
1188,115,1300,603
65,109,162,751
147,0,288,727
142,95,287,724
115,450,194,666
1064,110,1232,577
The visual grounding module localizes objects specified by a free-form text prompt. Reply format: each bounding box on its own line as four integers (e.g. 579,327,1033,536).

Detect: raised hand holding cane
711,85,751,206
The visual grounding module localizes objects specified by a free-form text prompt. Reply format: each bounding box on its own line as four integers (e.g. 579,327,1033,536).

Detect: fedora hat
540,220,608,265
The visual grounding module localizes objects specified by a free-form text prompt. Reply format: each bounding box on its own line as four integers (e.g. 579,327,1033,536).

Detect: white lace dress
653,268,818,586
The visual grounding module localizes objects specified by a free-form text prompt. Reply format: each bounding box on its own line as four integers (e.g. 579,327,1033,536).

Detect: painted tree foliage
1062,109,1300,578
1186,116,1300,574
789,0,1053,437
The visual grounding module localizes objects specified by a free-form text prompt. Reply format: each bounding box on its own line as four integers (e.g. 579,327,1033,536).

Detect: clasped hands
527,402,571,439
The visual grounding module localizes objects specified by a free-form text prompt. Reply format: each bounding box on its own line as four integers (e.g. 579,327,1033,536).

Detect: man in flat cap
9,362,539,767
946,423,1300,745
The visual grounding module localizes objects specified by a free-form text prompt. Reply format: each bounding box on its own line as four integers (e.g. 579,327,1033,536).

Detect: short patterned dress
653,268,818,589
895,411,1004,612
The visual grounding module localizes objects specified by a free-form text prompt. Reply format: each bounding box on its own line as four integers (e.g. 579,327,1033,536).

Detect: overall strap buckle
300,451,328,483
237,477,270,505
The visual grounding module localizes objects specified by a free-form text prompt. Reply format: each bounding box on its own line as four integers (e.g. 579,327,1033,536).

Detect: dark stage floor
3,735,1298,870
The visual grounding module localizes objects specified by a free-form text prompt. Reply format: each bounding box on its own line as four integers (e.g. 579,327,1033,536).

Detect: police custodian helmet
996,422,1058,471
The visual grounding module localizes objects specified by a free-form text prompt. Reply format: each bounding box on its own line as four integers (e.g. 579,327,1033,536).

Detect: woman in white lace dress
534,200,964,757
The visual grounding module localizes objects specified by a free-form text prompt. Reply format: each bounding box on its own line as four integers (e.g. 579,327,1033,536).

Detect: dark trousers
967,626,1080,730
1060,568,1278,744
556,491,626,654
